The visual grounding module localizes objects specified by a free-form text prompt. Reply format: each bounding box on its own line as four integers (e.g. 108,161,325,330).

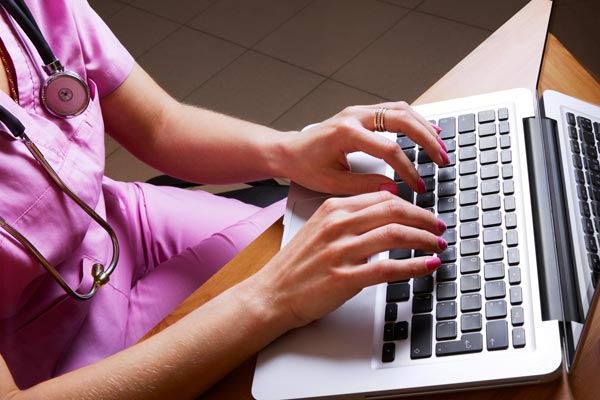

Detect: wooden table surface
143,1,600,398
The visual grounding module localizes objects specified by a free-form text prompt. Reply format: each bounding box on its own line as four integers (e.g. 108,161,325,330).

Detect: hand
276,101,448,195
249,191,447,330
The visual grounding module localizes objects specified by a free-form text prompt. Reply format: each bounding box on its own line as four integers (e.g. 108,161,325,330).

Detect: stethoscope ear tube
0,103,24,138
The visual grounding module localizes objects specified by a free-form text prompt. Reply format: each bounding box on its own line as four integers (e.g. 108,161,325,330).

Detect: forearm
5,279,288,400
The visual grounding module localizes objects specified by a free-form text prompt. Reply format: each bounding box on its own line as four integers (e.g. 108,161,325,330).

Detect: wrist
264,130,298,179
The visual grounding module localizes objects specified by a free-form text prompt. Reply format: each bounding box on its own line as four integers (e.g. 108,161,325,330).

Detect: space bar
435,333,483,356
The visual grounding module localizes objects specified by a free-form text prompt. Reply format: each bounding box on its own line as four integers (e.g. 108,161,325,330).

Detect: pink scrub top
0,0,285,389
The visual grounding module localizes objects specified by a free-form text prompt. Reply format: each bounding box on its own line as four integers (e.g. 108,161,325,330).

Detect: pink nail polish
437,218,447,233
432,124,442,134
438,237,448,251
417,177,426,193
379,182,398,195
436,136,447,152
440,149,450,165
426,257,441,272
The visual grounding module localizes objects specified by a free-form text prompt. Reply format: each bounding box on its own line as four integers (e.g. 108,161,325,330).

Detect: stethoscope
0,0,119,300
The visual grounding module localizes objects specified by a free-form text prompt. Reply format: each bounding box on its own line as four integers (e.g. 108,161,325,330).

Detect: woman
0,1,448,398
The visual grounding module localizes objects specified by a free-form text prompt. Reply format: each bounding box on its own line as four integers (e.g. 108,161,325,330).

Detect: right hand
250,190,447,330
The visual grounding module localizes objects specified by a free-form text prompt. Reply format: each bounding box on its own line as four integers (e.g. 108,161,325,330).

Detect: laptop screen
539,0,600,368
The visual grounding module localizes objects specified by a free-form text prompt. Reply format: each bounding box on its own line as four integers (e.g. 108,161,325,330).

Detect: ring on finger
374,108,387,132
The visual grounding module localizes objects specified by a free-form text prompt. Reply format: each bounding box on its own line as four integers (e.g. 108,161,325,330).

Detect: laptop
253,3,600,399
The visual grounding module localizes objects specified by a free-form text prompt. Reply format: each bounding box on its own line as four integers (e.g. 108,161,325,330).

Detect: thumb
328,170,397,196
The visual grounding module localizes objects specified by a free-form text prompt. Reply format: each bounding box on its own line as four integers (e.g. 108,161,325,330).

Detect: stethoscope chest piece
41,68,90,118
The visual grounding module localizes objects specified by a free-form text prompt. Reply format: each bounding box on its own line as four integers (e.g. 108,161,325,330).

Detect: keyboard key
499,121,510,134
459,160,477,175
481,194,501,211
412,294,433,313
436,333,483,356
436,264,457,282
418,149,432,164
413,276,434,294
443,139,456,153
385,303,397,321
460,239,480,256
460,294,482,312
571,140,581,154
423,177,435,192
478,110,495,124
404,148,416,162
498,108,509,121
436,321,457,340
461,313,482,332
436,301,457,320
459,133,476,147
483,227,503,244
485,300,507,319
459,190,478,206
500,135,511,149
418,163,435,177
442,228,457,245
382,342,395,362
436,282,457,301
569,125,578,139
506,230,518,247
501,149,512,163
578,116,593,131
384,323,395,341
481,179,500,194
459,146,477,161
438,167,456,182
505,212,517,229
502,165,513,179
481,164,499,180
460,274,481,293
417,192,435,208
410,314,433,359
447,152,456,166
396,182,414,203
513,327,526,348
588,254,600,272
482,210,502,227
566,112,576,126
480,136,497,150
480,149,498,164
573,154,583,169
509,286,523,305
394,321,409,340
386,283,410,302
460,222,479,239
439,212,457,228
460,206,479,222
439,247,457,263
398,136,415,149
484,262,504,280
438,197,456,213
483,244,504,262
504,196,516,211
511,306,525,326
503,180,515,195
508,267,521,285
460,256,481,273
479,123,496,137
486,320,509,350
458,114,476,133
438,182,456,197
438,117,456,139
485,281,506,299
507,248,520,265
390,248,411,260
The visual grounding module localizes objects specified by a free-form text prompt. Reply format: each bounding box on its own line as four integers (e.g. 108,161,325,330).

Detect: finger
347,198,445,236
345,224,447,262
325,170,397,196
350,256,441,287
341,126,424,192
364,101,440,139
318,190,399,214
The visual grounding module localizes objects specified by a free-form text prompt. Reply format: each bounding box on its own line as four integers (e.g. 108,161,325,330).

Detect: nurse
0,1,448,398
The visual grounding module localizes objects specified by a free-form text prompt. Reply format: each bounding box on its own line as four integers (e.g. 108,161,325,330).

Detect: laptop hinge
523,116,583,323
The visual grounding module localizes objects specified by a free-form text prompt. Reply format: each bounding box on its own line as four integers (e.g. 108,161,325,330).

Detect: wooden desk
144,3,600,400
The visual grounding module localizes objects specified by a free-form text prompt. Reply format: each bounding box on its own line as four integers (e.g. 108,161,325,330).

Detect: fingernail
437,218,447,233
417,177,426,193
440,149,449,165
438,237,448,251
436,136,447,152
432,124,442,134
379,182,398,195
426,257,441,272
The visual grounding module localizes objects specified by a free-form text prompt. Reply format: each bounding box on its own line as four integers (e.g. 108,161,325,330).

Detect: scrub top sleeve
69,1,135,98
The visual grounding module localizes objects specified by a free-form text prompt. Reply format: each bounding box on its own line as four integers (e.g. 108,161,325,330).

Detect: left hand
276,101,448,195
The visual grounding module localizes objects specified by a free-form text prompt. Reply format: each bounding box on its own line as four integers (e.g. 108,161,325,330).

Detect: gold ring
374,108,387,132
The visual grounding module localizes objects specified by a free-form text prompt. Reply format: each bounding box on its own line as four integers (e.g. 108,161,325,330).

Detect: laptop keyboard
566,112,600,288
381,108,526,363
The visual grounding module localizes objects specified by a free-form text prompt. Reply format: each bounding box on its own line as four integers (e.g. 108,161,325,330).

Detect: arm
101,64,448,195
